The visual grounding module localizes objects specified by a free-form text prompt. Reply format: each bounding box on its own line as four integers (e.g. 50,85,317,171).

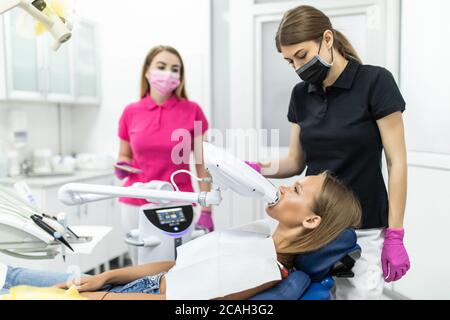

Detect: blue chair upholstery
250,228,361,300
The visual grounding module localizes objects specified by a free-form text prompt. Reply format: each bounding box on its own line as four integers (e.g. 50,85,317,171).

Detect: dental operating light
0,0,72,51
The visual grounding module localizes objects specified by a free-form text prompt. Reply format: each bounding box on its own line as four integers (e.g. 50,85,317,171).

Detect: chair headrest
294,228,360,281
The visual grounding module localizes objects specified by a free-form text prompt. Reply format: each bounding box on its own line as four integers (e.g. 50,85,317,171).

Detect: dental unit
0,184,91,260
58,142,280,208
0,142,279,263
57,142,280,263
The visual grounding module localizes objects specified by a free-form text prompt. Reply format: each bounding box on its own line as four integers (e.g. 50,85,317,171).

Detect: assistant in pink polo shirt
118,94,208,204
116,46,213,265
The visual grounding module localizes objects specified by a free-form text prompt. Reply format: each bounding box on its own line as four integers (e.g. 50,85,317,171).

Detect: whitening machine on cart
124,185,207,264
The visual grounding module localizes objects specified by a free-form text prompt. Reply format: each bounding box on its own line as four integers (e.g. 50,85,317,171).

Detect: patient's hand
54,274,108,292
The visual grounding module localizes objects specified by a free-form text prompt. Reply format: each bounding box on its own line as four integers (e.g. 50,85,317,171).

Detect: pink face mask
148,70,181,97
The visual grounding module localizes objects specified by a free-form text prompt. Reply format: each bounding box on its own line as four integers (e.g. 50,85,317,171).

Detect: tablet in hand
113,163,142,174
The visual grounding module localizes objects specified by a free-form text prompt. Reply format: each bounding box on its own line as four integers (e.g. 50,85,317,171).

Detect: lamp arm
0,0,72,51
0,1,53,26
0,0,21,15
58,183,222,207
18,0,54,26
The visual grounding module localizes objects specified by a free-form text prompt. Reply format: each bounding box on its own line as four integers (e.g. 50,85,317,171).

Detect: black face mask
295,41,334,86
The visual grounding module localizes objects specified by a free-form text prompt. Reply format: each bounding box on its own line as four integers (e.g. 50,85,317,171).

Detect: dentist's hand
244,161,262,174
381,228,410,282
196,208,214,232
54,274,108,292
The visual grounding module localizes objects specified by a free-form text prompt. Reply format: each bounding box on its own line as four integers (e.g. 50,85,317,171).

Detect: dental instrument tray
0,185,98,260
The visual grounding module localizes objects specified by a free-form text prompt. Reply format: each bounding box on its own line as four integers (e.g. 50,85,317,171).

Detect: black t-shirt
287,58,406,229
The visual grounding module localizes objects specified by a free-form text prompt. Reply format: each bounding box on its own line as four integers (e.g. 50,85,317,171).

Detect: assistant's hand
54,274,108,292
244,161,262,174
196,208,214,232
114,161,133,180
381,228,410,282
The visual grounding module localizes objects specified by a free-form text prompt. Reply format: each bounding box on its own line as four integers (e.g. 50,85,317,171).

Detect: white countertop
0,169,115,188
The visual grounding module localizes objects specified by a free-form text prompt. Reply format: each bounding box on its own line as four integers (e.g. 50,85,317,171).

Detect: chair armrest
331,246,361,278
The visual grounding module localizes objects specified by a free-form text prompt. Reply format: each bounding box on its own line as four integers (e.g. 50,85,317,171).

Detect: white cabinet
3,10,44,101
44,34,74,103
1,12,100,105
72,21,101,105
0,16,7,99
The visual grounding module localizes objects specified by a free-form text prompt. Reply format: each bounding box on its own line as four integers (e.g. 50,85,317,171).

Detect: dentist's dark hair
275,5,362,64
140,45,188,100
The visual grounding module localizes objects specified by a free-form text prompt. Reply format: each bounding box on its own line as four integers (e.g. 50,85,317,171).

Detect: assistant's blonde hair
140,45,188,100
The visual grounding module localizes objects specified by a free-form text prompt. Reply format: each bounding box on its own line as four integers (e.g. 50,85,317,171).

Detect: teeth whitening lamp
58,142,280,208
56,142,280,264
0,142,279,262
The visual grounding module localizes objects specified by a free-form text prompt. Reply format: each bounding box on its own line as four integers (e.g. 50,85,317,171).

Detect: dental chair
251,228,361,300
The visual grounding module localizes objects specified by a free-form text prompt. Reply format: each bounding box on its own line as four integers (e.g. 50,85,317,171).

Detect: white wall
211,0,230,132
0,102,73,155
71,0,211,156
391,0,450,300
401,0,450,155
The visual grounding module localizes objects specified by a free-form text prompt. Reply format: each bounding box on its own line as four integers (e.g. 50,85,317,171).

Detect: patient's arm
216,280,281,300
103,261,175,285
54,261,175,291
86,280,280,300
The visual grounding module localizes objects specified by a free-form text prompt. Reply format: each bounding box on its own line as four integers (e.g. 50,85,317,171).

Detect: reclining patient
0,171,361,300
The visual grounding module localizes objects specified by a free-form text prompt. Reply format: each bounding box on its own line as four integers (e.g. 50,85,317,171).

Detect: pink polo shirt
118,94,209,206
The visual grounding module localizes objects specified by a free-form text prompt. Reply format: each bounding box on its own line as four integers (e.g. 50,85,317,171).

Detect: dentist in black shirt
249,5,410,299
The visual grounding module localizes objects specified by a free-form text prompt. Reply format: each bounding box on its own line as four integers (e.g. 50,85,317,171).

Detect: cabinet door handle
44,67,49,95
38,68,45,93
38,67,49,96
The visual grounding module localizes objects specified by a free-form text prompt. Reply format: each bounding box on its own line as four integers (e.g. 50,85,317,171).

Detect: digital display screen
156,208,186,226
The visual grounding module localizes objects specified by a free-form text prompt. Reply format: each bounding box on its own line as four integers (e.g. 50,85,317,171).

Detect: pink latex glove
114,161,132,180
244,161,262,174
381,228,410,282
196,209,214,232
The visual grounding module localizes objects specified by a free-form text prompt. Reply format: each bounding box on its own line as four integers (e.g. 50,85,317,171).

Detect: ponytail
333,29,362,64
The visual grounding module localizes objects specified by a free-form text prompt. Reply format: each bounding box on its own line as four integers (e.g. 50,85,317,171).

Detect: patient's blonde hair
277,172,362,268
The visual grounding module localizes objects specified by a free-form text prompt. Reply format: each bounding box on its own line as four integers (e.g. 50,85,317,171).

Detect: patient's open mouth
267,189,281,208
